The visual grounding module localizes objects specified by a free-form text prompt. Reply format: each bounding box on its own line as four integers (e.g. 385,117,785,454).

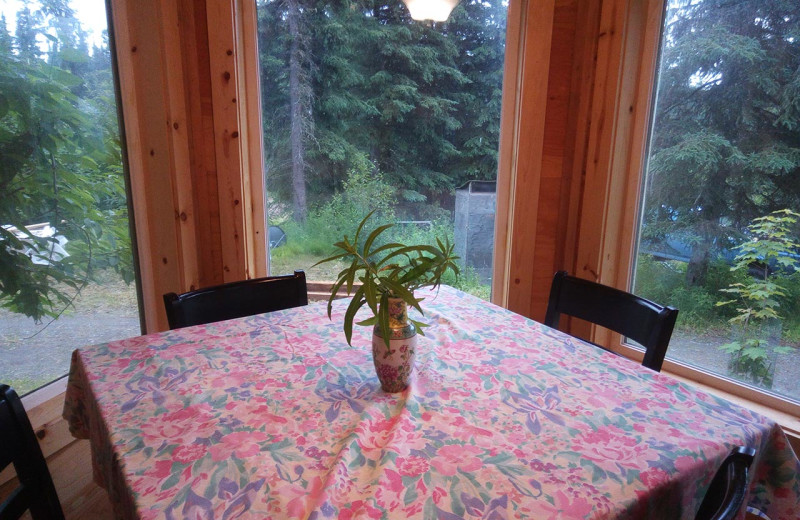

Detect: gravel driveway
0,273,141,395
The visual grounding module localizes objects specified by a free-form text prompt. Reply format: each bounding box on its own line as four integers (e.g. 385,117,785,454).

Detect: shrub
716,210,800,387
633,254,683,305
634,253,752,330
668,285,718,329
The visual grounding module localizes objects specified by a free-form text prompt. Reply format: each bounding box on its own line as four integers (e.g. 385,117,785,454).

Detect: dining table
63,285,800,519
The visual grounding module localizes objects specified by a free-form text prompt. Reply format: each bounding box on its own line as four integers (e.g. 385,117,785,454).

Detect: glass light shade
401,0,460,22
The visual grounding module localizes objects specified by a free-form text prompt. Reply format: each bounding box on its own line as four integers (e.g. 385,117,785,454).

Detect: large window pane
0,1,140,395
633,0,800,403
256,0,508,301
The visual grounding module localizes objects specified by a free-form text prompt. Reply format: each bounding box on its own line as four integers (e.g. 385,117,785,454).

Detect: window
631,0,800,406
0,0,140,395
254,0,510,301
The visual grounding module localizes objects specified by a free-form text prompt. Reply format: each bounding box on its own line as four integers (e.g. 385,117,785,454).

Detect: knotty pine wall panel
505,0,600,321
181,0,225,289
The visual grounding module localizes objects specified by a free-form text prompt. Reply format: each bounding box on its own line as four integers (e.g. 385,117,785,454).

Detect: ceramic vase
372,297,417,392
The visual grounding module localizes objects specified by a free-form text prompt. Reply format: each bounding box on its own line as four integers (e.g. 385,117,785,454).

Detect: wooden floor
51,440,115,519
0,378,115,520
0,439,114,520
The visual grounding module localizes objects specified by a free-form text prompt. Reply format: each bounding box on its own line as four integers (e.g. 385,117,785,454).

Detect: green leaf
369,242,405,257
742,347,767,360
345,258,359,294
377,244,440,267
326,277,348,319
409,318,429,337
378,292,391,349
363,223,393,257
343,285,367,346
718,342,743,354
311,251,350,269
353,210,375,245
363,273,378,315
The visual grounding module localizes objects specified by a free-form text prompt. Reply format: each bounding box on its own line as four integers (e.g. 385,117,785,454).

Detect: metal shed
454,180,496,283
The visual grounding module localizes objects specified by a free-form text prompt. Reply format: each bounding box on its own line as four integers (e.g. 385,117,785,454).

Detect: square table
63,285,800,519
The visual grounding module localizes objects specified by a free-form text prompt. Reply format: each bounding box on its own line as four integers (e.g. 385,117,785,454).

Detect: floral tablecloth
63,285,800,519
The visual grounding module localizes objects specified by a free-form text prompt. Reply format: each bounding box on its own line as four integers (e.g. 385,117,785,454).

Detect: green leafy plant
313,212,459,348
716,209,800,387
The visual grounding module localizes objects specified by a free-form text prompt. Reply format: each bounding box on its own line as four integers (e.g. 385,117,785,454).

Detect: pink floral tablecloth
63,286,800,519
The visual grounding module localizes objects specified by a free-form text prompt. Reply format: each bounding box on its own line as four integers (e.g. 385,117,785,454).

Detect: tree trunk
686,238,711,287
287,0,307,223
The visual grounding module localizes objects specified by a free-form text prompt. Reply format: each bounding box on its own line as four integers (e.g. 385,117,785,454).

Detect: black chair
544,270,678,372
163,270,308,329
695,446,756,520
0,384,65,520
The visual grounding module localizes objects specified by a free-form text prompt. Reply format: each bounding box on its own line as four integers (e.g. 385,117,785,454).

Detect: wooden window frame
575,0,800,419
110,0,268,332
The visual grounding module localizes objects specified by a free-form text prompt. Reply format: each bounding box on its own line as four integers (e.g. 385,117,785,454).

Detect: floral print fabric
63,286,800,519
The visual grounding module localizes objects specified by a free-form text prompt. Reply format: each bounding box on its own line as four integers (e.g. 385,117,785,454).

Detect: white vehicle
1,222,69,266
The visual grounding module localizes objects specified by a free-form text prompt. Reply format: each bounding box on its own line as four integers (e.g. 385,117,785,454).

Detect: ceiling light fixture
401,0,460,22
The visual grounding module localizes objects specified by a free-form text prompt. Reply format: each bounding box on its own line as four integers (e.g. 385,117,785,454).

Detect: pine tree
643,0,800,286
0,16,12,54
15,7,41,59
257,0,507,218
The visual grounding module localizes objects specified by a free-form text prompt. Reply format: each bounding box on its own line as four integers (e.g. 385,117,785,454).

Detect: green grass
4,376,54,397
269,209,493,300
270,247,492,300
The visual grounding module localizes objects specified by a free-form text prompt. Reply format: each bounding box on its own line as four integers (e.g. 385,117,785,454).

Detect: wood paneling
206,0,249,282
182,0,225,288
529,0,585,320
502,0,556,317
571,0,664,343
203,0,268,283
112,0,267,331
161,0,201,295
500,0,603,322
112,0,185,332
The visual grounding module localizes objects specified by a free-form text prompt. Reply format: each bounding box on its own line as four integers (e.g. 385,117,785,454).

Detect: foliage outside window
0,0,139,395
256,0,507,301
717,210,799,387
633,0,800,404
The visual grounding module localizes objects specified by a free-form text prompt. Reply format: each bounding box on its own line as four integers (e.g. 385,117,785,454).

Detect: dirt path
0,310,140,393
667,330,800,399
0,274,141,394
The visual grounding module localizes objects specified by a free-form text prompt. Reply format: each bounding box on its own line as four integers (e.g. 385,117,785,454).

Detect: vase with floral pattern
372,297,417,392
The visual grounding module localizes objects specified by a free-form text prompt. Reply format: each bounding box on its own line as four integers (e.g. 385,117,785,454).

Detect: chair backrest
0,384,65,520
695,446,756,520
544,270,679,372
163,270,308,329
